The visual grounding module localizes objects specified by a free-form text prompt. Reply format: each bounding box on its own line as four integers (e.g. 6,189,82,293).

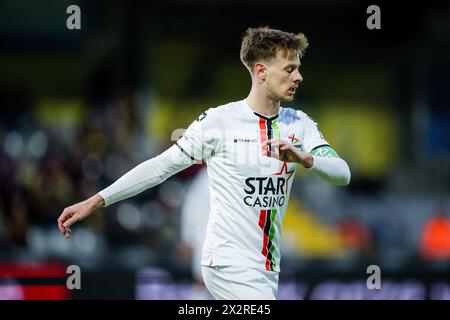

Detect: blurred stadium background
0,0,449,299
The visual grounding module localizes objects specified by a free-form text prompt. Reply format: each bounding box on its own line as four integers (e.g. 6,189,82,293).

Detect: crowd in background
0,1,449,282
0,86,448,278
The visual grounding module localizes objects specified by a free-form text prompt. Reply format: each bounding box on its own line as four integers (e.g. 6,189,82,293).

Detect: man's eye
286,68,293,73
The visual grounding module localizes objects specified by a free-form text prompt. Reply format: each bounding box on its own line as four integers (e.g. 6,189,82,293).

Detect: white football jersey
176,99,328,272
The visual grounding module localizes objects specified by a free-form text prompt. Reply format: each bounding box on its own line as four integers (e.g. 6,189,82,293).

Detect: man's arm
57,144,195,238
262,140,350,186
309,145,351,185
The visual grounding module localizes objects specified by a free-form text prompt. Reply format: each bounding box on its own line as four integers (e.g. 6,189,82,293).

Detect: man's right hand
57,194,104,239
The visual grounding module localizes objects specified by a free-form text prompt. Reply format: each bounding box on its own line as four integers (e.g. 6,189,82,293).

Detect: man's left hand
262,139,313,168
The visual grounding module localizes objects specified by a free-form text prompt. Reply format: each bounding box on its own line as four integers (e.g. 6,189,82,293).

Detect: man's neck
246,87,280,117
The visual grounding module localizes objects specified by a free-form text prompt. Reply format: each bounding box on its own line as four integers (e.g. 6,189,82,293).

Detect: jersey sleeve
298,111,330,153
175,108,220,162
98,144,194,207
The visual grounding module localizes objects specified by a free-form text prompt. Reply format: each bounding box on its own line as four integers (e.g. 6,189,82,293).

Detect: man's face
263,49,303,102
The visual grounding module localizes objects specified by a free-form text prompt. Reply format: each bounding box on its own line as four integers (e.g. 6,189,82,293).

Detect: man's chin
281,95,295,102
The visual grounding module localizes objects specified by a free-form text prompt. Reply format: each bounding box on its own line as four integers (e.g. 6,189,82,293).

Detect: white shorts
201,265,279,300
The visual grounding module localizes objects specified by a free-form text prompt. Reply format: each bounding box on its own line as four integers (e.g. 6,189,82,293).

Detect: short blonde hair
240,26,309,72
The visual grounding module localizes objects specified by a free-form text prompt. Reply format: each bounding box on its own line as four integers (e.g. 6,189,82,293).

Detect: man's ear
254,63,267,81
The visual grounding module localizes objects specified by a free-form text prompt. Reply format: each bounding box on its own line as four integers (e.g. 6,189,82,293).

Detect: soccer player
178,166,211,299
58,27,351,300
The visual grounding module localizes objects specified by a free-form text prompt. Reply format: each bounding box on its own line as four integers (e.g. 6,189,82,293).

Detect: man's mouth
288,86,297,94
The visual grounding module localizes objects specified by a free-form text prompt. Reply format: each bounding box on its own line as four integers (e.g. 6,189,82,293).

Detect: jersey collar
242,99,279,120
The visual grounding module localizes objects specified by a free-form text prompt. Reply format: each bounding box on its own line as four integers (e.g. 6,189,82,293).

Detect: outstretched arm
263,140,350,186
57,144,195,238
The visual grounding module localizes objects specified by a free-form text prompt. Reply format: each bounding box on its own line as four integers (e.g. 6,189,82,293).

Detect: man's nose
294,70,303,83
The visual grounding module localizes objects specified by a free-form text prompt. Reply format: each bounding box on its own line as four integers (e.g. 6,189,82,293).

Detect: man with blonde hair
58,27,350,300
